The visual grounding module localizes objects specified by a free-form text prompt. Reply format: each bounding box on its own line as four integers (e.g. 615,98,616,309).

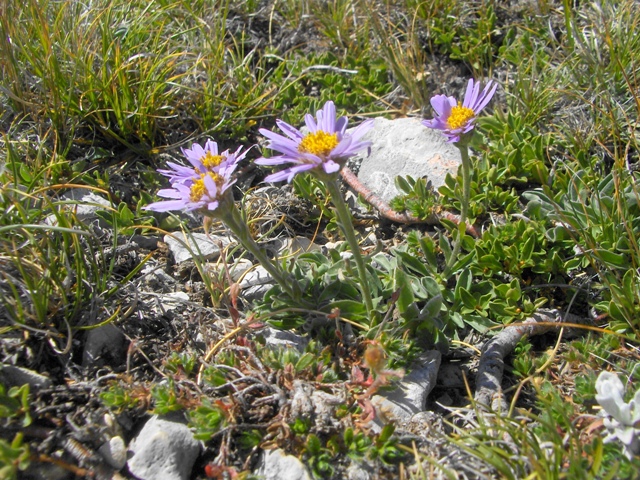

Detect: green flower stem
444,142,471,277
219,201,302,301
323,175,375,321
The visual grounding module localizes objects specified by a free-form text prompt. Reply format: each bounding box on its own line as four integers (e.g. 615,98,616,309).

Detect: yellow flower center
190,172,223,202
201,152,225,170
447,103,475,130
298,131,339,157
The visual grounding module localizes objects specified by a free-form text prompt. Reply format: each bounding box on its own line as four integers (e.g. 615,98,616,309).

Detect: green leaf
344,427,354,445
621,268,637,300
419,236,438,269
449,311,465,329
189,402,226,440
523,190,555,219
520,233,535,261
394,250,430,276
295,353,315,372
439,232,452,261
420,294,443,319
459,287,478,311
394,269,414,314
464,314,498,333
595,249,627,268
454,269,472,304
394,175,412,194
306,434,322,455
506,279,521,302
378,424,395,444
117,202,135,226
608,300,626,323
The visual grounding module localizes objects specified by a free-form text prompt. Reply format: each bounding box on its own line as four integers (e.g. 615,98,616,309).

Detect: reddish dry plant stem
340,167,480,238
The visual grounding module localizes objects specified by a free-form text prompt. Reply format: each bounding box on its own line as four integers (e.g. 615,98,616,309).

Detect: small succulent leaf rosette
255,100,374,182
595,370,640,458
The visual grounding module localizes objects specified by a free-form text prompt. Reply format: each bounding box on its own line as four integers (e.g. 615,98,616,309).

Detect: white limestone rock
163,232,233,264
355,117,462,203
127,415,201,480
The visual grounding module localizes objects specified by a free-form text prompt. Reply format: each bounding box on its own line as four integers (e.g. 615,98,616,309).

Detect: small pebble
98,436,127,470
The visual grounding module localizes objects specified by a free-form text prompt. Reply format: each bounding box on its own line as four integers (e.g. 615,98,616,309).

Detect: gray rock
62,189,113,224
140,261,177,291
287,380,343,433
239,265,272,288
437,362,465,388
370,351,441,427
255,448,312,480
130,234,160,251
127,415,201,480
347,461,373,480
274,236,321,257
0,364,52,391
228,258,254,282
355,117,462,203
239,265,274,301
82,324,127,369
45,189,112,227
204,258,254,283
260,327,308,351
164,232,233,264
159,292,190,311
22,463,71,480
98,436,127,470
404,410,446,438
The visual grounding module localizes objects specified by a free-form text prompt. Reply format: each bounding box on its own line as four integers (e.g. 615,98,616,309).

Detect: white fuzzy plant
595,371,640,459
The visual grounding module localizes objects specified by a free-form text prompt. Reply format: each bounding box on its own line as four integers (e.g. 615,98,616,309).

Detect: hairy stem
324,176,376,322
219,202,302,302
444,143,471,277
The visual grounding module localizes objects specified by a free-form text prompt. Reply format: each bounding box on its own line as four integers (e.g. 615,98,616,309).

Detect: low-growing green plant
258,340,328,377
189,400,228,441
151,379,185,414
0,185,106,335
512,338,535,378
6,0,640,477
389,175,439,221
100,382,145,412
442,373,639,480
164,352,198,377
0,383,32,428
292,172,338,232
308,0,365,54
267,51,391,127
367,3,430,110
304,433,335,478
0,434,30,480
524,170,640,334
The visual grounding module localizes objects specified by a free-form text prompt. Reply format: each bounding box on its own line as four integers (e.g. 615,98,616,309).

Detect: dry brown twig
473,308,591,413
340,167,480,237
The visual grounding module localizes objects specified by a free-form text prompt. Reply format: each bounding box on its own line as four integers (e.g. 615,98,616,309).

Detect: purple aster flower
423,78,498,143
145,139,247,214
144,166,236,213
158,140,248,185
256,101,374,183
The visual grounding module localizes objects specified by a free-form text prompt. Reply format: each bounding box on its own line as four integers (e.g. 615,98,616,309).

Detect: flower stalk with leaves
423,78,497,276
145,141,303,302
256,101,377,322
